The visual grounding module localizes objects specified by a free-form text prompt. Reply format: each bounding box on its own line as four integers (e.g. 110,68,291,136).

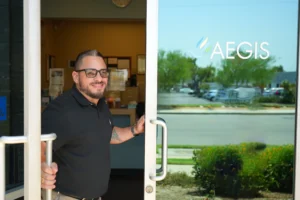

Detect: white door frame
0,0,42,199
23,0,42,198
144,0,158,198
294,5,300,197
144,0,169,199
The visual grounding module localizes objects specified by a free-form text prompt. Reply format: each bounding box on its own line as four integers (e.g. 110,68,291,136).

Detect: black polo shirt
42,85,114,198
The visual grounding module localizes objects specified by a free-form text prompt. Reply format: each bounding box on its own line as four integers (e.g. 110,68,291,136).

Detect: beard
78,80,106,99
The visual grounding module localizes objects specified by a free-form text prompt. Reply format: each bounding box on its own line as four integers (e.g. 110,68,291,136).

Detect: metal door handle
150,119,168,181
156,117,166,174
0,133,56,200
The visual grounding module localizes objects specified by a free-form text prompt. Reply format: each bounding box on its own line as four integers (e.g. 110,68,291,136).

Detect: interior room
40,0,147,199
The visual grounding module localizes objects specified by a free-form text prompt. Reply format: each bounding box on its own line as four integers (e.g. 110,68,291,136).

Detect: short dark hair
74,49,104,70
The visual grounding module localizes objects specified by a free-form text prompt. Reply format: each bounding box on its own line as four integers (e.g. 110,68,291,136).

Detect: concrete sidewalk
156,149,196,176
157,148,195,159
158,108,295,115
157,164,194,176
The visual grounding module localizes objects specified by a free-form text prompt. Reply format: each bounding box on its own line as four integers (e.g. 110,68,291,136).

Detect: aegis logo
191,36,270,60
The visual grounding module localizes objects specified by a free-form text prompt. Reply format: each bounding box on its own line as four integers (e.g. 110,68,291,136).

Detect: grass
175,104,223,108
157,172,196,187
156,158,195,165
156,142,270,165
157,104,223,110
157,142,268,150
157,144,205,149
158,103,295,110
260,103,295,108
156,143,281,165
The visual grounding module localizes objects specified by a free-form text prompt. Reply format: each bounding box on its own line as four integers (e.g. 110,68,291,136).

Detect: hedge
192,144,294,197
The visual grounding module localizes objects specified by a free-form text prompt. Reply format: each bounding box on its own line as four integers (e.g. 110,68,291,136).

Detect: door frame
294,2,300,197
144,0,160,199
23,0,42,198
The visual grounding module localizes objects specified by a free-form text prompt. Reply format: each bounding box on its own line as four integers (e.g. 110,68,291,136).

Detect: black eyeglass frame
75,68,109,78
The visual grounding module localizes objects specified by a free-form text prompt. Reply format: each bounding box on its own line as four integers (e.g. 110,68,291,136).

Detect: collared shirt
42,85,114,198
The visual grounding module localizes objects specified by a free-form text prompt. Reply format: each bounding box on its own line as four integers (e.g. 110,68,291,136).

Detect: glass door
1,0,55,199
145,0,300,199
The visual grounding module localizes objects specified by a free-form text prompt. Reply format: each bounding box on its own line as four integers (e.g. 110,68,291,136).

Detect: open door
144,0,168,200
1,0,56,199
144,0,300,200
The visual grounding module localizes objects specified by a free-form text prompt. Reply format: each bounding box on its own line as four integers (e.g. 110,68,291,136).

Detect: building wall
41,19,146,90
0,0,24,189
0,0,10,136
41,0,146,19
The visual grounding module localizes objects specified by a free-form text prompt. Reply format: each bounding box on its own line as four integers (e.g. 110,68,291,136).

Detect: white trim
5,186,24,200
23,0,41,199
144,0,159,199
294,7,300,199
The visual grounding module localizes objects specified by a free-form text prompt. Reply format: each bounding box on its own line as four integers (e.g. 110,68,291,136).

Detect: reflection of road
158,92,219,105
156,114,295,145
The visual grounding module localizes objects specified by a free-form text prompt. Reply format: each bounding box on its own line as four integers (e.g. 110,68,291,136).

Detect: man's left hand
134,115,145,134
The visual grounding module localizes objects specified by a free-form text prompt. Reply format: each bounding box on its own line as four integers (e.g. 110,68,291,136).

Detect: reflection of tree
157,49,217,93
272,65,284,72
191,64,216,95
216,50,277,91
280,80,296,104
158,49,280,94
158,49,194,92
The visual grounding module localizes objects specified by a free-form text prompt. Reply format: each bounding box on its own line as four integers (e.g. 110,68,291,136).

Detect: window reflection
157,0,298,199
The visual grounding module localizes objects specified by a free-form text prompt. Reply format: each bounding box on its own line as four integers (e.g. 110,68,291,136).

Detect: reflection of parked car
271,88,284,96
216,87,260,103
203,89,218,101
179,88,194,94
263,87,284,97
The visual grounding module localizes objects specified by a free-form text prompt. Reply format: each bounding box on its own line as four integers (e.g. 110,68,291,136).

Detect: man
41,49,145,200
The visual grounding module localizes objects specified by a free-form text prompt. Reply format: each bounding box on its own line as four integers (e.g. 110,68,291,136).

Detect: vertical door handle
0,133,56,200
156,117,166,174
149,119,168,181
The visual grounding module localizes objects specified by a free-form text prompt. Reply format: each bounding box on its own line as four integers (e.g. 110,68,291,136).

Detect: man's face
73,56,108,100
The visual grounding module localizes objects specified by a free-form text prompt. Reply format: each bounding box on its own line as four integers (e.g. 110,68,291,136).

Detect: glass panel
156,0,299,199
1,0,25,191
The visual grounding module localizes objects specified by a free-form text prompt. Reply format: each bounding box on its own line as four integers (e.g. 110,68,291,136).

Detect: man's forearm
110,126,136,144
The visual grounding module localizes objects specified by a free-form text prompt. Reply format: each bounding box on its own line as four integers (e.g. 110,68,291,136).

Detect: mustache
91,82,105,85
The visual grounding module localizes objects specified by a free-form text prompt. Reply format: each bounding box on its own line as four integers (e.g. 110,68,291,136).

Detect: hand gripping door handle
44,134,56,200
150,118,168,181
0,133,56,200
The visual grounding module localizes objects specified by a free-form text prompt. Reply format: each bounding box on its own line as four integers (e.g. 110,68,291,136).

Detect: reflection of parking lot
157,114,295,145
158,93,222,105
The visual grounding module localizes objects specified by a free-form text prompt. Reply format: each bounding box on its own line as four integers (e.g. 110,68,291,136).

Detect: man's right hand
41,162,58,189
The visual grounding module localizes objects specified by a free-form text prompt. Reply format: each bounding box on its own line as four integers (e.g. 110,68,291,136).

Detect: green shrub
279,90,295,104
192,146,243,197
261,145,294,193
239,142,267,154
256,96,279,103
238,154,267,197
157,172,195,188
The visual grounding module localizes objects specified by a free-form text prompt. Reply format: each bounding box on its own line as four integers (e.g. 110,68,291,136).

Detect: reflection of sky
158,0,299,71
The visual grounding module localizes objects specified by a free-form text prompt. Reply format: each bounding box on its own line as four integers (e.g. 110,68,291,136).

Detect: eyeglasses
75,68,109,78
